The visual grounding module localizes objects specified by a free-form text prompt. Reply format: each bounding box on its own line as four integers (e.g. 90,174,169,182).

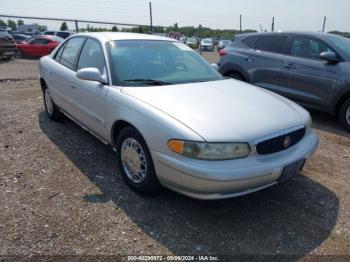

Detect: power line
0,14,168,28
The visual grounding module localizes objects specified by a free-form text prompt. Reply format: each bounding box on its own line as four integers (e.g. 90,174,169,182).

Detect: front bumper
200,45,214,51
0,47,17,56
151,130,319,200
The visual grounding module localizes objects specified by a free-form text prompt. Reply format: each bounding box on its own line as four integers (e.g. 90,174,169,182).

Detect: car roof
236,31,336,39
73,32,178,43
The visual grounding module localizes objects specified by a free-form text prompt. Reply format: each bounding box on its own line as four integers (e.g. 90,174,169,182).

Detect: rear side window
77,38,106,74
31,38,50,45
242,36,259,48
59,37,85,71
254,36,287,54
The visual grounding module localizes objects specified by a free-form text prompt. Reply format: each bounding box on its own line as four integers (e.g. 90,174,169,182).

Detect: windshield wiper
122,79,172,86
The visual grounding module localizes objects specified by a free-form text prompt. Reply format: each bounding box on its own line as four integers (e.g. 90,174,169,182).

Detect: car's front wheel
116,126,161,195
43,87,63,121
339,98,350,131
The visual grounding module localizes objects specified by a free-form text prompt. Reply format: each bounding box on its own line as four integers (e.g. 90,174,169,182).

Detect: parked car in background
186,37,199,49
39,32,318,199
218,39,231,53
43,31,74,39
0,31,16,60
219,32,350,131
200,38,214,51
17,35,63,58
180,36,187,44
11,34,30,44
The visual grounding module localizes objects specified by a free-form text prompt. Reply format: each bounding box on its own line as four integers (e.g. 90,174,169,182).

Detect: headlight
306,116,312,132
168,140,251,160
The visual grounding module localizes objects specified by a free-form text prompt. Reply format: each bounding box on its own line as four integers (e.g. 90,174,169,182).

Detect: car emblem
283,136,292,148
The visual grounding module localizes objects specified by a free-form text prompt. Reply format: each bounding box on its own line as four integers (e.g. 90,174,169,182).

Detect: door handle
69,84,77,89
284,62,296,69
245,57,254,62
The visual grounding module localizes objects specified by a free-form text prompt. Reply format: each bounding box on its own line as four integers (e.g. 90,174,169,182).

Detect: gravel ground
0,57,349,260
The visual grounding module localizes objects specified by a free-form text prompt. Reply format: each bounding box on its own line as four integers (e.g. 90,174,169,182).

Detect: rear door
281,35,340,107
248,35,288,91
74,38,109,137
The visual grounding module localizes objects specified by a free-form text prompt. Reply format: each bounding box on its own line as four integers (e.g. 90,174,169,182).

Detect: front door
280,36,340,107
73,38,109,137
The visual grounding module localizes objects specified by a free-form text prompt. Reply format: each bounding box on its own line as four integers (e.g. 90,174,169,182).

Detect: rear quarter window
242,36,259,48
254,36,287,54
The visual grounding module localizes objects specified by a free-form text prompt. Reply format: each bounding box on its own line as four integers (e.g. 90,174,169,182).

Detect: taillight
219,49,227,57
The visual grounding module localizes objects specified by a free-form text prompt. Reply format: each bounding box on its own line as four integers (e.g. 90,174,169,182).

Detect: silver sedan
39,32,319,200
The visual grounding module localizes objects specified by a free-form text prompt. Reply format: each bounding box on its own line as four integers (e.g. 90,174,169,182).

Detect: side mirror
76,68,107,84
320,51,341,63
211,63,219,71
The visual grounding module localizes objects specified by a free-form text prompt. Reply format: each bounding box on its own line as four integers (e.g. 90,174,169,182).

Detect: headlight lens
306,116,312,132
168,140,251,160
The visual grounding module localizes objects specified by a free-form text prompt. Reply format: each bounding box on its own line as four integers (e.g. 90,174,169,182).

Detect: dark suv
0,30,16,60
218,32,350,131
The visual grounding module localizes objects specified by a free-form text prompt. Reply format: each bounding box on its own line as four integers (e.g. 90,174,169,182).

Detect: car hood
121,79,309,142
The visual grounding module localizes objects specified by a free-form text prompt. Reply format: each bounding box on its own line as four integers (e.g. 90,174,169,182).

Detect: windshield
187,38,197,43
0,31,10,37
220,40,230,45
202,39,213,44
326,34,350,59
107,40,223,86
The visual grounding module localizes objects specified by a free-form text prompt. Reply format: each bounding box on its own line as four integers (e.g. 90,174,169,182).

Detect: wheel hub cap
121,138,147,184
346,106,350,125
45,89,53,115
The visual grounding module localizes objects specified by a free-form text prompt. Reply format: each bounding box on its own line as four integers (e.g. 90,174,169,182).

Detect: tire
339,98,350,131
227,73,245,82
43,87,64,121
116,126,161,195
15,50,22,59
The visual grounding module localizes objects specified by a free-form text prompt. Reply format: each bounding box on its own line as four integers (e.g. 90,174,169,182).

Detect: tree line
78,23,257,39
0,19,24,31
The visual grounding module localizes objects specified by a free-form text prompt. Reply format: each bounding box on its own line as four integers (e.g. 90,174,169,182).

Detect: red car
16,36,63,58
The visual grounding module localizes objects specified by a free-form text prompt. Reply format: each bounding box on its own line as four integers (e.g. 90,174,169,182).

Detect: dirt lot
0,56,349,260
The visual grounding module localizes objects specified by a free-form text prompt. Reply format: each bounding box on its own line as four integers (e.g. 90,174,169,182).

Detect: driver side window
32,38,50,45
290,36,333,60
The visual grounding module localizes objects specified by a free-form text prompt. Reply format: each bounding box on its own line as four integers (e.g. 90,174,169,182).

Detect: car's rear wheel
43,87,63,121
339,98,350,131
116,126,161,195
228,73,245,82
15,50,22,59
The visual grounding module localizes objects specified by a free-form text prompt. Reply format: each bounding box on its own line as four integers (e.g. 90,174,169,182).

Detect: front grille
256,128,306,155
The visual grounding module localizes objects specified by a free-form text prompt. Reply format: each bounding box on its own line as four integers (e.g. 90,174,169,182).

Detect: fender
219,60,252,83
329,82,350,115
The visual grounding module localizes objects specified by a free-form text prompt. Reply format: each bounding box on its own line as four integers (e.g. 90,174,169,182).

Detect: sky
1,0,350,32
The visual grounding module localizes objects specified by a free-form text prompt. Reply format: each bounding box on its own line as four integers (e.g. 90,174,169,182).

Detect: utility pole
322,16,327,32
75,20,79,33
271,17,275,32
149,2,153,33
239,14,242,33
